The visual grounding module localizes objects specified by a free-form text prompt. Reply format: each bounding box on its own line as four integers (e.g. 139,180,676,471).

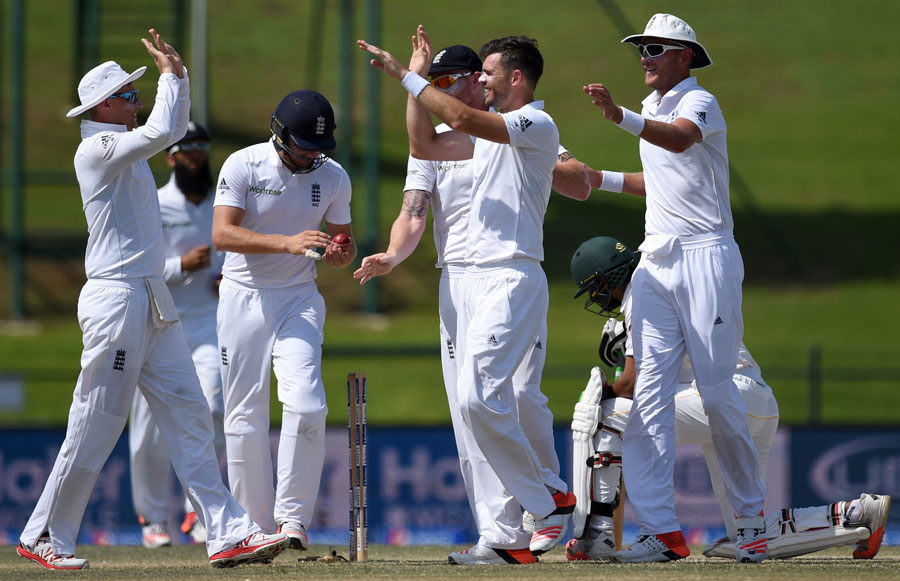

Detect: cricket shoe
17,534,89,570
181,511,206,544
852,493,892,559
209,532,287,568
614,531,690,563
522,510,535,536
702,536,732,559
735,515,767,563
141,521,172,549
565,534,616,561
278,521,309,550
448,543,538,565
529,491,576,555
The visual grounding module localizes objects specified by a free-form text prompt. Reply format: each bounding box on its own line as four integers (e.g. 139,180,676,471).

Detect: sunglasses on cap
636,43,685,59
108,89,140,104
170,141,210,154
429,72,474,90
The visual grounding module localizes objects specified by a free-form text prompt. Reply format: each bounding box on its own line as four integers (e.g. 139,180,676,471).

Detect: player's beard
173,160,214,199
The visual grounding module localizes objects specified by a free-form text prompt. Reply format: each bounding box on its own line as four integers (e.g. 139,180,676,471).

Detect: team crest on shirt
311,183,321,207
100,134,116,149
696,111,707,125
517,115,533,132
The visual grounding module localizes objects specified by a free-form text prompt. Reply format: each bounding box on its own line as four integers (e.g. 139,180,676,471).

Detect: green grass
2,0,899,427
2,544,899,580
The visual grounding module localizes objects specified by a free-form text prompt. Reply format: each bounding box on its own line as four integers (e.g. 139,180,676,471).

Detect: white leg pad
705,525,871,559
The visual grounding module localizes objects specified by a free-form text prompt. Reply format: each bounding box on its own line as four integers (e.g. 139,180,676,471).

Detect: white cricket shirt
158,174,220,318
404,123,471,267
214,141,352,289
639,77,732,237
466,101,558,265
75,73,191,280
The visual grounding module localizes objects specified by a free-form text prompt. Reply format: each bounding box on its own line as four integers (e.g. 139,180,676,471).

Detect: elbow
446,108,477,133
211,228,228,252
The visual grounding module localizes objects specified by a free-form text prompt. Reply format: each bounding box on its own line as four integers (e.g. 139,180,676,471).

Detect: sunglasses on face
170,141,211,154
429,72,474,90
637,43,685,59
108,89,140,104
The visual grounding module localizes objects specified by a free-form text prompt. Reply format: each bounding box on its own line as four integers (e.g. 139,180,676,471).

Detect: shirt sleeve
323,169,352,225
163,256,185,282
404,154,437,194
214,152,250,210
502,107,558,152
676,88,726,141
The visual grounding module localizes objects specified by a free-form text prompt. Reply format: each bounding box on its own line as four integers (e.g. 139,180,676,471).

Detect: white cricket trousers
456,260,565,525
673,376,779,539
217,280,328,533
130,312,225,523
625,234,765,534
20,280,257,557
440,265,561,548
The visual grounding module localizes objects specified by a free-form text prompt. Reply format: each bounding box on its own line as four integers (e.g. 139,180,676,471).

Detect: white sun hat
621,13,713,69
66,61,147,118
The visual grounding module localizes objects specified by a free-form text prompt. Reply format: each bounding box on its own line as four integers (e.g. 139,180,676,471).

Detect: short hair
479,36,543,89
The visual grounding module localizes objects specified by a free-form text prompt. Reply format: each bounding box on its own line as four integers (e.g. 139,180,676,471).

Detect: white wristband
599,171,625,193
617,107,645,136
401,71,429,99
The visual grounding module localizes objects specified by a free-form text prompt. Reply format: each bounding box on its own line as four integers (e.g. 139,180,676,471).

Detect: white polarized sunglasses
637,43,686,59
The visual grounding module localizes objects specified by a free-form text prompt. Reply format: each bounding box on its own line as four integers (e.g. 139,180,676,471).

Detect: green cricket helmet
571,236,637,316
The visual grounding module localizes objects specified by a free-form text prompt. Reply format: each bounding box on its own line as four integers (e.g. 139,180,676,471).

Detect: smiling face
478,53,513,111
638,36,693,95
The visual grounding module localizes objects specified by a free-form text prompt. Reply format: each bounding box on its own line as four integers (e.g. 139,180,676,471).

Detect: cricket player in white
212,90,356,550
583,13,768,562
360,27,576,564
17,30,286,571
354,44,591,563
129,122,221,548
566,236,893,562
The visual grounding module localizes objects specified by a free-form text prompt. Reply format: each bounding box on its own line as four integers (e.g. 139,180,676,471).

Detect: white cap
66,61,147,118
621,13,713,69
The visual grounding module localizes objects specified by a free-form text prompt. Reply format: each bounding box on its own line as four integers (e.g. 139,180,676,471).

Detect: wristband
617,107,645,136
599,171,624,193
401,71,429,99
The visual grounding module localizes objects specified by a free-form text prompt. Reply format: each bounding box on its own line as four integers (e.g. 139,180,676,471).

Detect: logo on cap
433,50,446,64
316,116,326,136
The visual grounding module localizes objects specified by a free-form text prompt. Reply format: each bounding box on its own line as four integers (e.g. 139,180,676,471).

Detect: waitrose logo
249,184,283,196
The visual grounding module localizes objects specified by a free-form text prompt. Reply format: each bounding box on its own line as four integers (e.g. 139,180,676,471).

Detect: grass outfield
2,544,899,580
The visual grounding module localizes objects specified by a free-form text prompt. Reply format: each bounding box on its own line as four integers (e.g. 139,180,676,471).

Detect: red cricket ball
333,233,351,246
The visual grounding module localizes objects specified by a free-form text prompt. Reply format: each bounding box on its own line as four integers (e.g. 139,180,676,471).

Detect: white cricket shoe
565,534,616,561
448,543,537,565
735,515,767,563
522,510,535,536
614,531,690,563
17,534,89,570
278,521,309,550
209,532,287,568
142,522,172,549
180,511,206,544
529,491,576,555
702,536,733,559
852,493,891,559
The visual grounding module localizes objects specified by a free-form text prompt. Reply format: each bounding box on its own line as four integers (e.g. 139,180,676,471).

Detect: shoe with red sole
614,531,690,563
852,493,891,559
209,532,287,568
448,543,538,565
17,534,89,570
529,491,576,555
565,534,616,561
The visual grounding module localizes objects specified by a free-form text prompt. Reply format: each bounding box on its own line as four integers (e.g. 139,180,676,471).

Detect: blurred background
0,0,898,547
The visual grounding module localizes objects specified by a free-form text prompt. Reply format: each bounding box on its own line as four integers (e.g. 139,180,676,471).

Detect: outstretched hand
142,28,184,79
358,24,433,80
583,83,623,124
353,253,394,285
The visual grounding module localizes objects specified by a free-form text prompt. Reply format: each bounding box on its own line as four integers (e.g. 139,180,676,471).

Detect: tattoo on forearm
402,190,431,217
558,151,574,163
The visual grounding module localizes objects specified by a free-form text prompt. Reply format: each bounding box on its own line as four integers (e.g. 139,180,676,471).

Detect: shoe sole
210,540,286,568
17,545,89,570
448,547,537,565
854,495,892,559
286,535,308,551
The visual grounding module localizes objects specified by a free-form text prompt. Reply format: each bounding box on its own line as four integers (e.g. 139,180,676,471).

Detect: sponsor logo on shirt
407,169,421,177
446,338,455,359
221,346,228,366
714,316,724,325
217,178,230,191
162,220,192,229
517,115,533,132
438,161,470,172
311,183,321,207
696,111,707,125
249,184,283,196
487,334,498,346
